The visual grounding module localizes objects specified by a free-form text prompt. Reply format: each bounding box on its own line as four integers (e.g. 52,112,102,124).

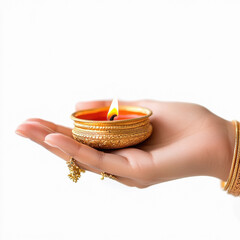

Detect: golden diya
71,99,153,149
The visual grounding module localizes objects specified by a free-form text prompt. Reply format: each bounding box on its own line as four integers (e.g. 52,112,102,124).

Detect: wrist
218,120,235,181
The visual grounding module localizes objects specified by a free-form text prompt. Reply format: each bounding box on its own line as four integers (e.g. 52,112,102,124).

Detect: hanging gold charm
66,157,85,183
100,172,117,180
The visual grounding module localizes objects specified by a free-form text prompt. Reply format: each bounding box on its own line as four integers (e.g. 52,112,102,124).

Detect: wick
109,114,117,121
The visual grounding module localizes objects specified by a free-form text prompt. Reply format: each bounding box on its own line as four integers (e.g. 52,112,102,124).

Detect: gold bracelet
222,120,239,190
222,120,240,196
228,121,240,196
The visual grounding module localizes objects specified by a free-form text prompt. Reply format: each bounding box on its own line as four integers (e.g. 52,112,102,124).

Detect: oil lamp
71,99,153,149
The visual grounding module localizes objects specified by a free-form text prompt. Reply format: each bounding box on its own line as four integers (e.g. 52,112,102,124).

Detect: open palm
16,100,234,188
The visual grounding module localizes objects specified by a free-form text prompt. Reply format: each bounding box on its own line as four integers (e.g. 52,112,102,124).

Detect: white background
1,0,240,239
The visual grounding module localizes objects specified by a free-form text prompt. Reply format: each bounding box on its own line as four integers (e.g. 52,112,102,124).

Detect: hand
16,100,235,188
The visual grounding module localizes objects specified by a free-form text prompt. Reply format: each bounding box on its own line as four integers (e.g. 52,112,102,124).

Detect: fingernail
44,140,56,147
44,139,67,154
15,130,27,138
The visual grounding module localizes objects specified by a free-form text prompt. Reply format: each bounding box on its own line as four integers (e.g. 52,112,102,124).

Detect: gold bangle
222,120,239,191
228,121,240,196
222,121,240,196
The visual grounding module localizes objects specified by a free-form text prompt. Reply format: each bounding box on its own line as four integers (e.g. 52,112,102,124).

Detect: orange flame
107,98,119,120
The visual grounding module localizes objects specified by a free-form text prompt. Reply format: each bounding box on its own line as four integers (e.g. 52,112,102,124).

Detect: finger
75,99,143,111
16,122,137,186
24,118,72,137
44,133,132,178
16,122,101,170
16,122,69,160
75,100,112,110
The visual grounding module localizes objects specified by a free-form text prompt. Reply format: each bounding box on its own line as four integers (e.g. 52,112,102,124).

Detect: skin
15,100,235,188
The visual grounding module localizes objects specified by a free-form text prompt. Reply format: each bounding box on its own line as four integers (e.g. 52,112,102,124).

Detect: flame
107,98,119,120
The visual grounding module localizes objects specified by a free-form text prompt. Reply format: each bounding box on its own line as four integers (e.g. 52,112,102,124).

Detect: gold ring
100,172,117,180
66,157,85,183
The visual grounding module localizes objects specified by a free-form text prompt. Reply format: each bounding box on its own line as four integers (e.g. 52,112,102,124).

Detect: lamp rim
71,105,152,124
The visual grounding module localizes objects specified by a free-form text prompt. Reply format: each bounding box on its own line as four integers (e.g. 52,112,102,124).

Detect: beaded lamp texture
71,106,153,150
